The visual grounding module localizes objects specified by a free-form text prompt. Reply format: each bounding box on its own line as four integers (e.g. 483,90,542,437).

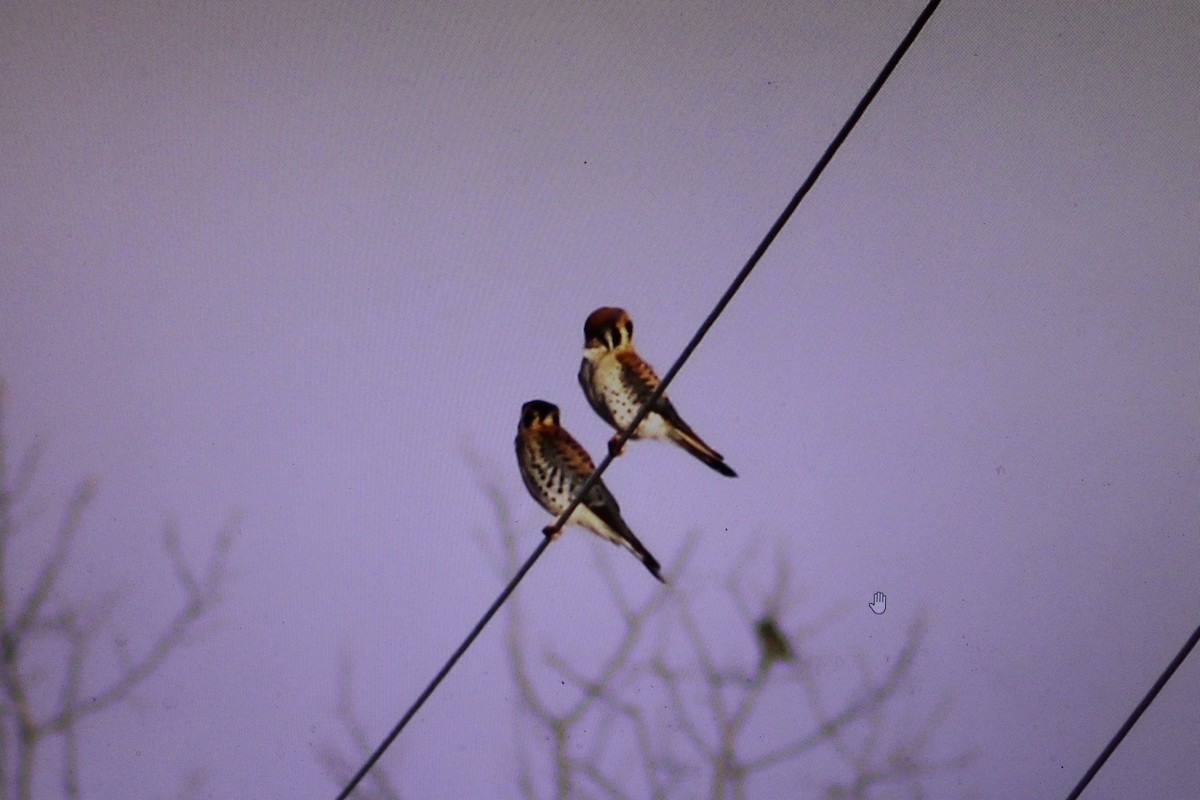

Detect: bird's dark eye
624,320,632,340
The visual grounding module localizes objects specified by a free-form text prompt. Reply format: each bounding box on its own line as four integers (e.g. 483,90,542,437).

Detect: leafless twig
0,380,235,799
467,451,969,799
318,653,403,800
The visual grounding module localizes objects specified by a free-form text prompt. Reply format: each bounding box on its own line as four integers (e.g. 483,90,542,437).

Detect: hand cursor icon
869,592,887,614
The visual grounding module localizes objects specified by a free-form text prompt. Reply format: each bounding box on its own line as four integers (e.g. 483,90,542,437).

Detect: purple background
2,1,1197,797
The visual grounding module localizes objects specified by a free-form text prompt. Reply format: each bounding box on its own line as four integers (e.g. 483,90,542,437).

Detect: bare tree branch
58,612,84,800
7,441,41,518
318,653,403,800
163,523,199,597
328,451,970,799
46,516,235,731
0,381,235,800
10,481,94,643
472,461,969,799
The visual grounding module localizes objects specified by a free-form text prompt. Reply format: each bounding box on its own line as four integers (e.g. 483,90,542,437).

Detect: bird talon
607,438,626,458
542,524,562,540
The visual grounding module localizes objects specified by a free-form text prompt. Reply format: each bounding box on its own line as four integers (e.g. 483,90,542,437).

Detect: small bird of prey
578,306,736,477
516,399,664,582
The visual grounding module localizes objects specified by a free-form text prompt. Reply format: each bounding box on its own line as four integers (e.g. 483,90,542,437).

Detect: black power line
335,1,943,797
1065,621,1200,800
333,536,552,800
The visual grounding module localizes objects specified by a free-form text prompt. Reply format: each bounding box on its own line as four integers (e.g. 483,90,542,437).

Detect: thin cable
1064,621,1200,800
547,0,943,536
334,536,551,800
336,3,942,796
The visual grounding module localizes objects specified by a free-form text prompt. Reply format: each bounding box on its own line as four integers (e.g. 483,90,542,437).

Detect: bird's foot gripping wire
606,437,627,458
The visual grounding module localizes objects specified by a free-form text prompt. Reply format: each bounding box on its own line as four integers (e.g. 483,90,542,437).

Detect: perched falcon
578,307,736,477
516,399,664,582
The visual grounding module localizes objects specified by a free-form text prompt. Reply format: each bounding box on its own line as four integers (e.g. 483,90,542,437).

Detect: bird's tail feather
670,429,737,478
610,525,664,583
577,505,665,582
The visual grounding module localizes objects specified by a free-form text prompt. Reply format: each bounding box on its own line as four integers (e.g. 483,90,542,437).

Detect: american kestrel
515,400,664,582
578,307,737,477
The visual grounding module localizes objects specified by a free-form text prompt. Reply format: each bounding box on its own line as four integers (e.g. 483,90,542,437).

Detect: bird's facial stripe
583,308,632,351
603,318,632,349
520,400,559,429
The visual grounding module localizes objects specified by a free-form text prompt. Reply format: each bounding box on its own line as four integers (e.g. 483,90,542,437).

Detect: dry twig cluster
0,381,234,799
323,459,968,798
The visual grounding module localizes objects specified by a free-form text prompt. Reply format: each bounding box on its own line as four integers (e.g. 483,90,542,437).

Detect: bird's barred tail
670,429,737,478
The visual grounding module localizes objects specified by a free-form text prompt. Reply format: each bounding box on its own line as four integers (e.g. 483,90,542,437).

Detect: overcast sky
1,1,1197,797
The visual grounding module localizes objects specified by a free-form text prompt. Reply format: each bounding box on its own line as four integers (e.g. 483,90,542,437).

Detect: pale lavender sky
1,1,1197,798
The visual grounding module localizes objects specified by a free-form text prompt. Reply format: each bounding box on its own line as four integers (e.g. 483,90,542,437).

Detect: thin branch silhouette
466,459,970,800
318,654,404,800
0,380,235,799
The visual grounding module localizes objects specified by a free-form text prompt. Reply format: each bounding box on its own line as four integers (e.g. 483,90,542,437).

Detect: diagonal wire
547,0,942,537
1064,621,1200,800
335,2,942,796
334,537,552,800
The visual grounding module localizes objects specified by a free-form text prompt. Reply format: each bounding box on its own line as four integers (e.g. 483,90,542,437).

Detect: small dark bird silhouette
755,615,795,666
